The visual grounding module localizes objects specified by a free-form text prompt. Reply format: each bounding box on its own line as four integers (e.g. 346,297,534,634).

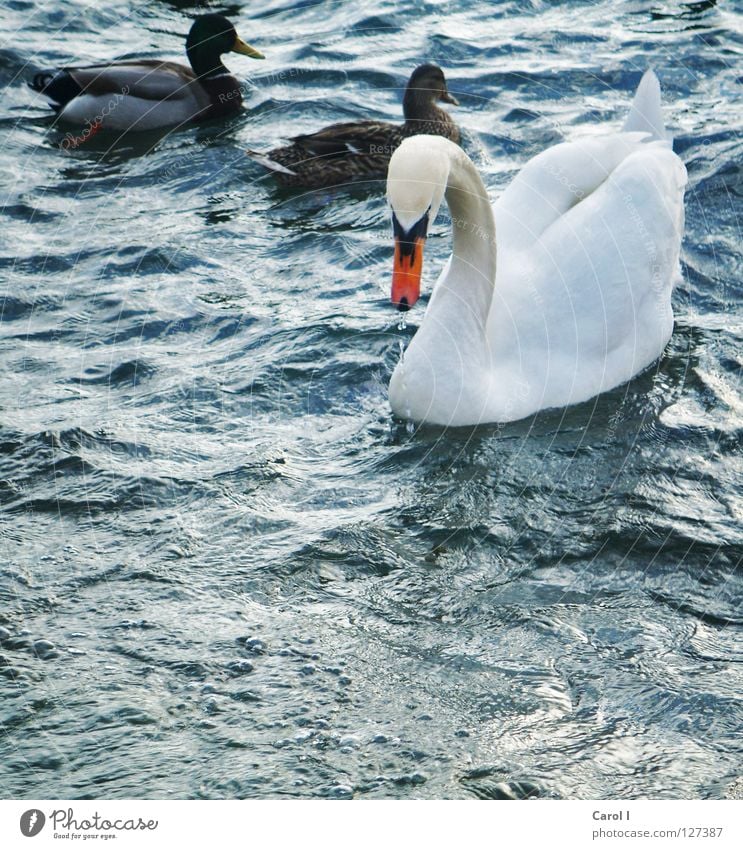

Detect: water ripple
0,0,740,801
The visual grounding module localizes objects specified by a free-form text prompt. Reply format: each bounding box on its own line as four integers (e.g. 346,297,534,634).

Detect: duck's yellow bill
233,35,264,59
392,236,425,312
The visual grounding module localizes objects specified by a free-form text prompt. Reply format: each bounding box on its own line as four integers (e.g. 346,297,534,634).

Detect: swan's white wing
493,133,657,253
493,69,671,255
489,136,686,410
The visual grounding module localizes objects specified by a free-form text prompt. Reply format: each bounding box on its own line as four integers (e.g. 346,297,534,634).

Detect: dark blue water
1,0,741,799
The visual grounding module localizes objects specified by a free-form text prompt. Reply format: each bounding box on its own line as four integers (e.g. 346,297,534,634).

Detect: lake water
0,0,741,799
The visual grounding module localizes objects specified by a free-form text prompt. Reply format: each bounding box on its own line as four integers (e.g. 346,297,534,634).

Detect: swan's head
387,136,452,311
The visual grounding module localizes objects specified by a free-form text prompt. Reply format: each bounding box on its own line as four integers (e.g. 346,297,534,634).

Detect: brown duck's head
403,64,459,118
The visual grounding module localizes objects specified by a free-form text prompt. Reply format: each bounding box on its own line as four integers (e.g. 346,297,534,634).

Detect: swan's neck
390,142,498,424
433,150,497,339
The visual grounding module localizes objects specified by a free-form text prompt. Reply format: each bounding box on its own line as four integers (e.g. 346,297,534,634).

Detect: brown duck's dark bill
392,236,425,311
441,90,459,105
232,35,265,59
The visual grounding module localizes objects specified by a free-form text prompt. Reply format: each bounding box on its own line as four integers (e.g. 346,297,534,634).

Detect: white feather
244,150,297,176
622,69,667,141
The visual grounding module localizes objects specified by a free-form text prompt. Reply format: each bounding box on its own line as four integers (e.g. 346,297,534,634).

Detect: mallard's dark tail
29,71,82,108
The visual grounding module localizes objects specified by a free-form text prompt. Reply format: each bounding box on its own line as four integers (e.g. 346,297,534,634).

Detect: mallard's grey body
30,14,263,132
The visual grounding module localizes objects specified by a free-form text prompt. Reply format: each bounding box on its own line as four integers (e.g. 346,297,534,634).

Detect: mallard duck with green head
247,64,460,189
30,14,264,131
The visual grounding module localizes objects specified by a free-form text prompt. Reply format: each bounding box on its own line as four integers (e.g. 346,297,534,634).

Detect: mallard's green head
186,14,264,78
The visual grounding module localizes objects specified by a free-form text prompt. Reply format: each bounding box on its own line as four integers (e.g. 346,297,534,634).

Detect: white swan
386,71,687,426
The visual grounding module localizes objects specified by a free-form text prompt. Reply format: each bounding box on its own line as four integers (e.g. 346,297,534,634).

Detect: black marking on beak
392,209,430,265
397,297,410,312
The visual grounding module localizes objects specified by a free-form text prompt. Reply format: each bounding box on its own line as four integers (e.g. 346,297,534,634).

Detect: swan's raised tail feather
623,69,666,141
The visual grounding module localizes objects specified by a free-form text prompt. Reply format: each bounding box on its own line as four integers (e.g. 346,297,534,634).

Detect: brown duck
248,64,460,189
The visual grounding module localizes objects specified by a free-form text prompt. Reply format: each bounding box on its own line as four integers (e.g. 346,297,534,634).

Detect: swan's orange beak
392,235,425,311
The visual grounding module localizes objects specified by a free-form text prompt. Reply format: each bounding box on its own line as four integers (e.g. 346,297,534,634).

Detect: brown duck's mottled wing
251,121,405,189
68,61,198,101
290,121,402,158
252,109,461,190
